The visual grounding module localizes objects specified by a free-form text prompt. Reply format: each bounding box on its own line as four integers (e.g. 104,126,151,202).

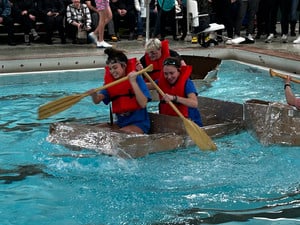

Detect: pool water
0,61,299,225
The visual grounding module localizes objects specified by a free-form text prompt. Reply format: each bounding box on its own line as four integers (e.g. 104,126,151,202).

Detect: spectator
292,0,300,43
88,0,113,48
234,0,260,43
10,0,40,45
110,0,137,40
154,0,178,40
289,0,298,37
149,0,158,37
265,0,290,43
36,0,66,44
84,0,118,41
134,0,145,41
0,0,16,45
255,0,267,39
66,0,92,44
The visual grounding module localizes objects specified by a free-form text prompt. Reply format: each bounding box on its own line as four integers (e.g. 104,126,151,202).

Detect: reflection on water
0,60,299,225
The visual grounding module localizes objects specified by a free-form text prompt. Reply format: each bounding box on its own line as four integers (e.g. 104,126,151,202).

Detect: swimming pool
0,60,299,225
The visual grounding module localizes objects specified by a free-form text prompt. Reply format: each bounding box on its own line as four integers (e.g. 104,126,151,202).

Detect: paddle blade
183,118,217,151
38,94,84,120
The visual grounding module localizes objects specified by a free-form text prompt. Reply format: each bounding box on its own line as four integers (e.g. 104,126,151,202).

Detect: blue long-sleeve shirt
0,0,11,17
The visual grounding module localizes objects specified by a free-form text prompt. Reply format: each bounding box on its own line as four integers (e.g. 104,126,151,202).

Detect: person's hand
29,14,36,21
135,61,143,71
86,89,97,97
285,75,292,84
0,17,3,24
163,93,175,103
128,71,138,83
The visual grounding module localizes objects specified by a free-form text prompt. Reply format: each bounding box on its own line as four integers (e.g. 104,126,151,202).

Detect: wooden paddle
269,69,300,84
143,72,217,151
38,64,153,120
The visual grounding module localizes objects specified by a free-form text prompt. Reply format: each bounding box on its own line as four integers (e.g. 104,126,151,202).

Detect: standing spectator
234,0,260,43
289,0,299,37
88,0,113,48
134,0,145,41
292,1,300,43
66,0,92,44
36,0,66,44
11,0,40,45
154,0,178,40
110,0,137,40
255,0,267,39
84,0,117,41
0,0,16,45
265,0,291,43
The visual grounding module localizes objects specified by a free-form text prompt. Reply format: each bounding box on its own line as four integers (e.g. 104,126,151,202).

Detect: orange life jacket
158,65,192,117
144,40,170,81
104,58,142,114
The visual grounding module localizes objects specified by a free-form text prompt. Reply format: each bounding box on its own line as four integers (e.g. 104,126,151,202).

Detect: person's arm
128,72,148,108
86,89,105,104
284,76,300,109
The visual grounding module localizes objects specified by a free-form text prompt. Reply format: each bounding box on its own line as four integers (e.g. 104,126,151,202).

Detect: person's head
104,48,128,79
145,38,162,61
162,57,181,85
72,0,81,7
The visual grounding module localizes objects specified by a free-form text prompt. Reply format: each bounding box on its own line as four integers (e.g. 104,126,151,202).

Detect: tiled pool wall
0,68,104,86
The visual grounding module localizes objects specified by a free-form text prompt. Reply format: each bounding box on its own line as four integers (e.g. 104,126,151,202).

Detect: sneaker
31,29,40,41
225,39,233,45
293,36,300,44
265,33,274,43
281,34,288,43
88,32,97,44
247,34,254,41
111,35,118,42
96,41,112,48
191,36,198,43
136,35,143,41
24,34,30,45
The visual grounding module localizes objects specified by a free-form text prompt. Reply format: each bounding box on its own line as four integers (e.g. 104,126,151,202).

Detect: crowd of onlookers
0,0,300,46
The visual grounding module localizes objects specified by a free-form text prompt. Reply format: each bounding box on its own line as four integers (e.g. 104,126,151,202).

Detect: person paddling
87,48,152,134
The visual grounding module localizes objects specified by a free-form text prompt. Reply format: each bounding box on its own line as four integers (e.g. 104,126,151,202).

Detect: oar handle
143,72,185,119
269,69,300,84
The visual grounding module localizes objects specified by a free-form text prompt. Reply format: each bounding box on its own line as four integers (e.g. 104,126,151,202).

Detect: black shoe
128,32,134,40
46,39,53,45
8,41,16,46
173,35,179,41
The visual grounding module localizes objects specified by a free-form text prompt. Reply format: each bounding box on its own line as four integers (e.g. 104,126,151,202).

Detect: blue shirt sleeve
185,79,198,96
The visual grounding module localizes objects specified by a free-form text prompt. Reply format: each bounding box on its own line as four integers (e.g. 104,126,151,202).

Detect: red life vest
144,40,170,81
104,58,142,114
158,65,192,117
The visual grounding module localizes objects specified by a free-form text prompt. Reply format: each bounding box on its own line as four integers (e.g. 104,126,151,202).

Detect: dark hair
104,48,128,65
163,57,181,68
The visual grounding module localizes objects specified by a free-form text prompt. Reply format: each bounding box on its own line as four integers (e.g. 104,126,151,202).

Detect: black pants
1,15,15,43
41,14,65,42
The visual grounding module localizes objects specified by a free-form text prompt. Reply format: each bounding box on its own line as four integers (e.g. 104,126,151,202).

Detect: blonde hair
145,38,161,52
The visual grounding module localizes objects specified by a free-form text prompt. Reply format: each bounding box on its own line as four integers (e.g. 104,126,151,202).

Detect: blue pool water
0,61,299,225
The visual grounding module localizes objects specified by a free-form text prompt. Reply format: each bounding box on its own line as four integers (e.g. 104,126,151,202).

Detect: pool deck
1,34,300,74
